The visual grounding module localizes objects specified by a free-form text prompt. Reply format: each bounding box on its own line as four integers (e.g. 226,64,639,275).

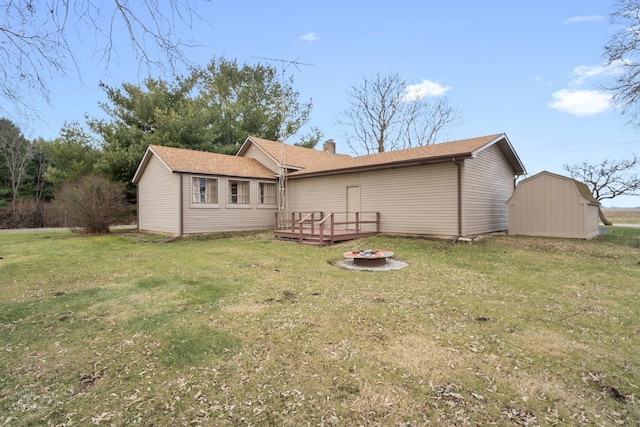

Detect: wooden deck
274,211,380,246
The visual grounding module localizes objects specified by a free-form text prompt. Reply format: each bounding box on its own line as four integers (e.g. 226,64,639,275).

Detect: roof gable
236,136,352,171
132,145,276,183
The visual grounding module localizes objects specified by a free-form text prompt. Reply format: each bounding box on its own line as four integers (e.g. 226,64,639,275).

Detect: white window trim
190,175,220,208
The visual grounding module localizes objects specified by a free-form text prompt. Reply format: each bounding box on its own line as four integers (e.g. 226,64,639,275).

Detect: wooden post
330,213,335,245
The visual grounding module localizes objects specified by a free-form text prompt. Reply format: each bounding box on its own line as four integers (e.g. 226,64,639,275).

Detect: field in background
602,207,640,224
1,229,639,425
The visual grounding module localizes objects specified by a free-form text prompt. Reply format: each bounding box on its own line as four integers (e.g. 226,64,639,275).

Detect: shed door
346,186,360,230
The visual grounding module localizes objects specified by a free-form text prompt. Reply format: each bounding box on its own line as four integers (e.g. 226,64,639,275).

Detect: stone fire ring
343,249,394,267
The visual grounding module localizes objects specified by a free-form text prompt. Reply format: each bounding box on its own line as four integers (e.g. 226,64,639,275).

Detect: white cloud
300,32,318,42
572,64,609,85
572,61,625,85
402,80,450,101
564,15,605,25
548,89,612,116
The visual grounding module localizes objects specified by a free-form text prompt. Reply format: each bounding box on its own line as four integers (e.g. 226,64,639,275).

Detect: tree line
0,57,324,229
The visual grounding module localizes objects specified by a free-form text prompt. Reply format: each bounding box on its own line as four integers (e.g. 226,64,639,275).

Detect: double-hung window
192,177,218,205
228,180,250,205
259,182,277,206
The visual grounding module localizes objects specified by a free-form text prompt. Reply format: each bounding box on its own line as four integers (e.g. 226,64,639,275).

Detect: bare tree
603,0,640,127
1,0,208,117
54,174,130,234
0,118,32,213
563,155,640,201
338,71,460,154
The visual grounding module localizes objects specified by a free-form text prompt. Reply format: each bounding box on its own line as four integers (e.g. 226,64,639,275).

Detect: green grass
1,229,639,425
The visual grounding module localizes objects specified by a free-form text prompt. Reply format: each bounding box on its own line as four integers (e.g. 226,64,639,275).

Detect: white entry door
346,186,360,230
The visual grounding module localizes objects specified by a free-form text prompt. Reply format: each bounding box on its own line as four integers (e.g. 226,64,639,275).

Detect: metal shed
507,171,601,239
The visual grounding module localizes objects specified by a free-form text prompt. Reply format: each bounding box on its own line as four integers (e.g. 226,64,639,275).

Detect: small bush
55,174,130,234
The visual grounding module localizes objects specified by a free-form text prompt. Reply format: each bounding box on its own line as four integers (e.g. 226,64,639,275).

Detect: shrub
54,174,130,234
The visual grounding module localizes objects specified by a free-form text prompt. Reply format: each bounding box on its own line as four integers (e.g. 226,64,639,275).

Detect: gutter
288,153,475,179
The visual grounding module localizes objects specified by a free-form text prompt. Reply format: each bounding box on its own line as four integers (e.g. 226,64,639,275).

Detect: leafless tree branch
604,0,640,127
0,117,33,212
563,154,640,201
337,71,460,154
0,0,209,118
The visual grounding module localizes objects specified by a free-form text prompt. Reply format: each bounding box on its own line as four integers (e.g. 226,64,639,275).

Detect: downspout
179,173,184,237
453,159,463,242
136,183,140,232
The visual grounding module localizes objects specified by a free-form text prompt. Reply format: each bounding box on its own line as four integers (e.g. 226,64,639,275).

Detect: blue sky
10,0,640,207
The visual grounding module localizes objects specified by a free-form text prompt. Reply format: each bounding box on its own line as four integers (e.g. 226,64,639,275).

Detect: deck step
299,240,324,246
299,236,332,246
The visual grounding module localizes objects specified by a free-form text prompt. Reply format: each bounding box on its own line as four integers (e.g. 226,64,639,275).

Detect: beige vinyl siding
508,172,599,239
463,144,515,235
241,144,279,173
288,162,459,237
182,176,277,234
584,205,601,239
137,154,181,234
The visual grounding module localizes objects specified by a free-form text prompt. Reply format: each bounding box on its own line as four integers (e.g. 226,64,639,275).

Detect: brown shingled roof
287,133,520,177
133,133,525,184
237,136,352,170
137,145,276,181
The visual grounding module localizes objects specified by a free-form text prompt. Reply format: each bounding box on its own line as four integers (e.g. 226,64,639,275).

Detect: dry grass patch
376,334,464,382
516,329,590,360
220,302,268,314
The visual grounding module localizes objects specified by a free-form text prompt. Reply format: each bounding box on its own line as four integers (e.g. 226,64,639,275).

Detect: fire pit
343,249,394,267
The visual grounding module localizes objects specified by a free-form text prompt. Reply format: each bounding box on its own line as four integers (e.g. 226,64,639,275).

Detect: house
132,145,278,235
132,133,526,241
507,171,601,239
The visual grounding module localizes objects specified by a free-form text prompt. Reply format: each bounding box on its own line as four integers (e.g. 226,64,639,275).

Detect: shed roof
132,144,276,183
509,171,600,205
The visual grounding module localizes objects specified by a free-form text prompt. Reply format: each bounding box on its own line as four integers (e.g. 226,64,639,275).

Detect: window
259,182,277,205
228,180,250,204
192,177,217,204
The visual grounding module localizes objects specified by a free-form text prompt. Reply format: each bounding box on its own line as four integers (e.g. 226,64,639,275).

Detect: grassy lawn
1,228,639,426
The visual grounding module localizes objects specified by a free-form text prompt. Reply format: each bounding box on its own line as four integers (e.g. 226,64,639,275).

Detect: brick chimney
323,139,336,154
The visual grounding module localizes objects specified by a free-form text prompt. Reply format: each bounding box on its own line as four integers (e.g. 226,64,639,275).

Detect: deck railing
274,211,380,245
332,211,380,233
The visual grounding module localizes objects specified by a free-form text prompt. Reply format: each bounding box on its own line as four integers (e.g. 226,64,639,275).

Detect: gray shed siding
182,176,277,234
288,162,459,237
463,144,515,235
137,154,181,235
508,172,600,239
